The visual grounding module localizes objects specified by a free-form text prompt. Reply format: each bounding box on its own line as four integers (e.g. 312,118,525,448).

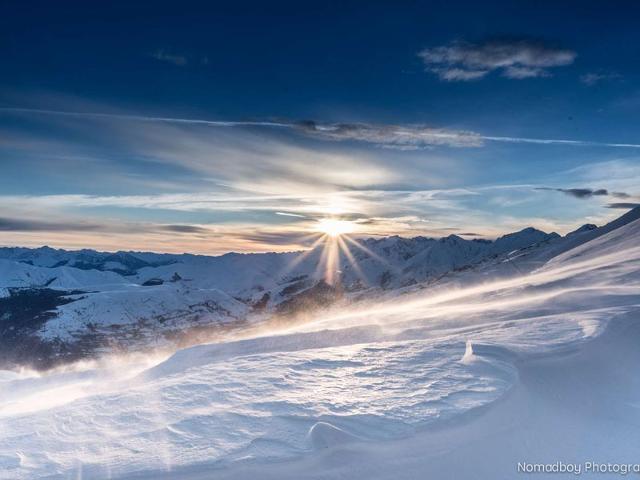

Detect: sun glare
315,218,356,237
283,217,381,287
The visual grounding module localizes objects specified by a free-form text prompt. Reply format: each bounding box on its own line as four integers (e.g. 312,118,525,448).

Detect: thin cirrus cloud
151,49,188,66
0,209,325,253
0,215,214,236
1,184,635,254
3,105,640,254
580,72,621,86
0,108,400,196
0,225,311,254
0,191,395,223
0,107,481,149
228,230,319,247
0,217,102,232
3,107,640,151
418,38,576,81
160,224,211,234
295,120,483,148
150,49,209,67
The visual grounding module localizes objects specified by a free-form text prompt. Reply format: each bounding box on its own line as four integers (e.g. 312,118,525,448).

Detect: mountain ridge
1,207,638,369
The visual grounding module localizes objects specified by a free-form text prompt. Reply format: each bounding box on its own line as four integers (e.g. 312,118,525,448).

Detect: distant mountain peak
567,224,598,236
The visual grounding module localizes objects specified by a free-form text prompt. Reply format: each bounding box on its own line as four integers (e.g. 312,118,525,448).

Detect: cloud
0,217,101,232
295,121,483,149
229,231,317,248
429,67,488,81
275,211,307,218
0,107,291,129
0,185,619,254
535,187,610,199
150,50,210,67
0,206,314,253
503,65,549,79
0,216,216,238
6,107,640,151
151,49,188,66
605,202,640,209
7,97,640,254
0,107,484,150
612,192,632,199
580,72,621,86
535,187,638,206
480,134,640,148
558,188,608,198
419,39,576,81
159,224,211,234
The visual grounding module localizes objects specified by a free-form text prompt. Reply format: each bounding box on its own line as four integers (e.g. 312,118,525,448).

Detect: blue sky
1,1,639,253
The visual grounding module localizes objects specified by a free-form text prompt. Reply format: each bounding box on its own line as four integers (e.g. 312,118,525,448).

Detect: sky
1,0,640,254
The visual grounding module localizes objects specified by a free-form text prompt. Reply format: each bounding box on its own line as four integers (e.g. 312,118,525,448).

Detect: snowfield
0,209,639,479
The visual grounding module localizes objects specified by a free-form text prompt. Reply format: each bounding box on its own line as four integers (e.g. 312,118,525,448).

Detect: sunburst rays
279,220,391,288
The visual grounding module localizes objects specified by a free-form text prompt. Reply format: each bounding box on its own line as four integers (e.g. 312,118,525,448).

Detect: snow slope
0,208,638,479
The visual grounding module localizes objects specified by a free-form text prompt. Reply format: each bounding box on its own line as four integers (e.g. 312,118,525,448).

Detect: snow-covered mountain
1,210,638,369
1,208,639,480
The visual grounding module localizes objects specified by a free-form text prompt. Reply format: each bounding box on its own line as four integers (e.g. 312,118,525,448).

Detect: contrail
482,135,640,148
2,106,640,149
275,211,307,218
0,107,292,129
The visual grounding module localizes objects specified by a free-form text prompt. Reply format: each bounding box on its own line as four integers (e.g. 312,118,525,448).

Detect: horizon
0,212,614,257
2,1,640,255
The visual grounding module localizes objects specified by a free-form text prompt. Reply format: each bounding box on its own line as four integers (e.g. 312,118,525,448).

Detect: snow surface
0,211,639,479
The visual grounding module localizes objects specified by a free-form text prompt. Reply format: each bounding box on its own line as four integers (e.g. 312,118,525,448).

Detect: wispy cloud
419,38,576,81
535,187,610,199
159,224,211,234
4,107,640,150
0,107,480,149
0,215,215,236
612,192,632,199
228,230,316,247
0,211,318,253
559,160,640,193
296,121,482,148
606,202,640,209
0,217,101,232
150,49,210,67
580,72,621,86
151,49,188,66
275,211,307,218
0,107,291,129
535,187,637,202
2,102,639,254
481,135,640,149
1,183,633,253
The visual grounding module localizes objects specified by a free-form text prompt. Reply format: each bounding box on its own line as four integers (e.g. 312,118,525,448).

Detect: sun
282,216,382,287
315,218,356,237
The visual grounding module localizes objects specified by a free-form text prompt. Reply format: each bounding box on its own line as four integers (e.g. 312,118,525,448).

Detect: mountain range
1,207,638,369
